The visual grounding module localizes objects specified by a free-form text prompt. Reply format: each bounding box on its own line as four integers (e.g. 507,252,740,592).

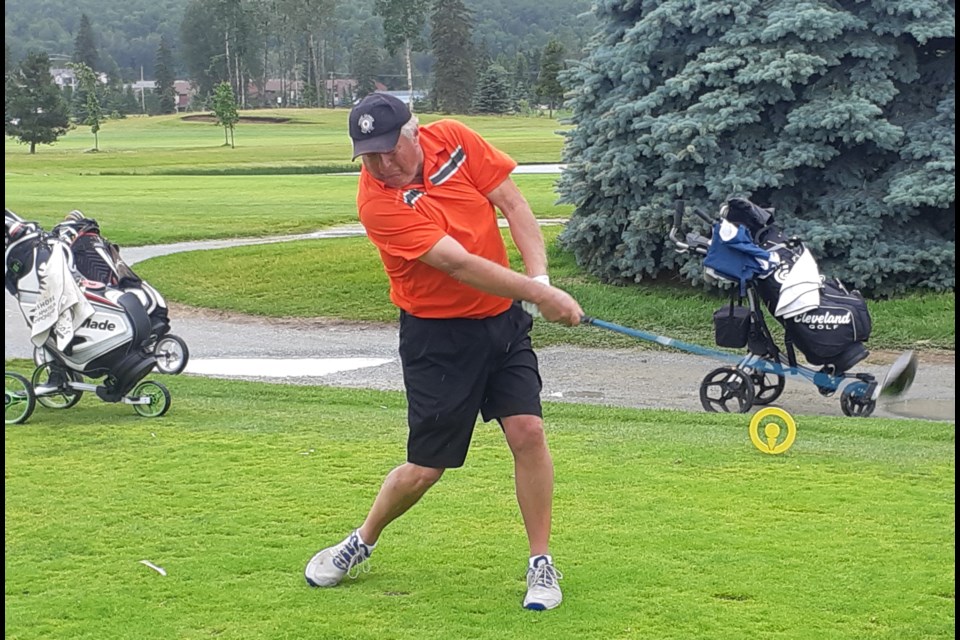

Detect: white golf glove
522,275,551,318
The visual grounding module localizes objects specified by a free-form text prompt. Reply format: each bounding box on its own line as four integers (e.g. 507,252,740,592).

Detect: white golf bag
6,209,159,402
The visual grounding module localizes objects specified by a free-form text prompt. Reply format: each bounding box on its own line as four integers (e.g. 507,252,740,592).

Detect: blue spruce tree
558,0,954,296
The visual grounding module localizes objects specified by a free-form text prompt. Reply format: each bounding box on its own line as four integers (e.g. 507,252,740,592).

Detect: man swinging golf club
304,93,583,610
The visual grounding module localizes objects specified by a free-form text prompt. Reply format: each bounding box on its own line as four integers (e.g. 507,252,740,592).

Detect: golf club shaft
581,316,742,364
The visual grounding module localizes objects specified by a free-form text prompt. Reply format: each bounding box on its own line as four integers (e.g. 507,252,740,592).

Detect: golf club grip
694,208,714,225
673,200,684,229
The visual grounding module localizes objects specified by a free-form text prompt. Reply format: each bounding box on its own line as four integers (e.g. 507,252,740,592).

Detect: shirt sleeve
450,121,518,195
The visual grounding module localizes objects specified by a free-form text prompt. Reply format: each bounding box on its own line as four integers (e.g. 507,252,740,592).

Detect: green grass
5,109,569,244
3,171,571,247
4,369,954,640
4,109,568,175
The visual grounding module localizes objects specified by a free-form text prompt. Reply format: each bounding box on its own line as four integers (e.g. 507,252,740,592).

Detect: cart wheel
6,372,36,425
750,372,786,405
700,367,756,413
132,381,171,418
840,381,875,417
154,334,189,375
31,362,84,409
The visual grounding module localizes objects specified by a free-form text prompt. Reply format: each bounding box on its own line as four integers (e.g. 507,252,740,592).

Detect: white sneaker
304,529,374,587
523,555,563,610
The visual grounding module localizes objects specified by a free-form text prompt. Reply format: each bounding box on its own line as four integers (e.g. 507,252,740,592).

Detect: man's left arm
486,177,547,278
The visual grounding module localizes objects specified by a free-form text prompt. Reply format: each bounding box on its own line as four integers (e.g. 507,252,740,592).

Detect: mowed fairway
5,110,956,639
3,372,954,640
4,109,568,245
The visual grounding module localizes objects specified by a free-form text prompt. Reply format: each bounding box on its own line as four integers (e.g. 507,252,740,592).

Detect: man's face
360,130,423,188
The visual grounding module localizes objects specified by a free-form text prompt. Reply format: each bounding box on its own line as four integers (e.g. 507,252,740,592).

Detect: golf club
581,316,742,363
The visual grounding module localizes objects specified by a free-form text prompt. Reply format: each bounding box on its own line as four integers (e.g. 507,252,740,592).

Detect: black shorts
398,302,542,469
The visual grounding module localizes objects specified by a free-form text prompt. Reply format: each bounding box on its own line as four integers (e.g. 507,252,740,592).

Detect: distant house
121,79,197,112
50,67,108,89
247,79,306,107
174,80,197,111
50,68,78,89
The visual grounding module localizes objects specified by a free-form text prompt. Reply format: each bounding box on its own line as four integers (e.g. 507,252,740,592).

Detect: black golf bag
5,209,159,402
707,197,872,374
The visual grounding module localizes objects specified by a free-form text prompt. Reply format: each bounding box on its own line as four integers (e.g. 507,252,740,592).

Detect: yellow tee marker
749,407,797,454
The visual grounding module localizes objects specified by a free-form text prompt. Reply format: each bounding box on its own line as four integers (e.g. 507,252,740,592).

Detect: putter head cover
724,197,774,234
876,350,919,400
5,208,36,250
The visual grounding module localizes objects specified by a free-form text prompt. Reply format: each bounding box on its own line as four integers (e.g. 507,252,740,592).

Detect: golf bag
705,197,872,374
5,209,159,401
52,211,171,344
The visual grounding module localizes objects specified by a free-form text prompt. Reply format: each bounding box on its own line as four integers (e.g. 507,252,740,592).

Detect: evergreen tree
350,37,382,99
534,39,564,117
5,51,71,154
99,70,135,118
211,81,239,148
558,0,955,297
154,36,177,115
472,64,511,114
68,62,104,151
181,0,224,98
510,51,535,114
122,85,141,114
72,14,100,71
70,81,90,123
430,0,475,114
4,44,14,125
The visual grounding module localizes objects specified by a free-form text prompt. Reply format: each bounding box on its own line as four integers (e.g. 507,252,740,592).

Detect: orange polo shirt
357,119,517,319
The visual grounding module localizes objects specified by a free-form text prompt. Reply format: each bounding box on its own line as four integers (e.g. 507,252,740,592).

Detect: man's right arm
419,235,582,326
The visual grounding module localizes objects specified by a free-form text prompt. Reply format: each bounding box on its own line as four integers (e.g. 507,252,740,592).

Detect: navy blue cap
348,93,412,160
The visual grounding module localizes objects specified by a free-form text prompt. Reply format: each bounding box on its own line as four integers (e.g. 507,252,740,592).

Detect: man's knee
502,415,547,454
398,462,445,490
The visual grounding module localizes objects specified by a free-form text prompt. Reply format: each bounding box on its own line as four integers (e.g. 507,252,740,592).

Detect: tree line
176,0,574,115
5,0,573,152
4,0,594,106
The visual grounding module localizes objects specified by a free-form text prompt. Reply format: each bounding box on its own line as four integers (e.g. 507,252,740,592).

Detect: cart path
5,223,954,422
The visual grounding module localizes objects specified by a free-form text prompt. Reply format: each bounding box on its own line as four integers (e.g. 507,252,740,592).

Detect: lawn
4,372,955,640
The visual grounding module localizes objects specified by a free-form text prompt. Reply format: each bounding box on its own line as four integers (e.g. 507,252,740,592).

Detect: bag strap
725,288,744,315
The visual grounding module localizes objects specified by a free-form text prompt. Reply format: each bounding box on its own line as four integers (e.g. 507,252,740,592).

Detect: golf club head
874,350,918,400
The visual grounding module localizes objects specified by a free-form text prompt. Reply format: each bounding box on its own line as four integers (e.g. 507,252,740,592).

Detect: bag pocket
713,301,751,348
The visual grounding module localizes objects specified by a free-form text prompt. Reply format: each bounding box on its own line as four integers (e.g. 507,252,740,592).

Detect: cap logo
358,114,375,135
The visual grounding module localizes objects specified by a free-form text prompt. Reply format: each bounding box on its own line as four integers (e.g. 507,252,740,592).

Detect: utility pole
140,65,146,113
